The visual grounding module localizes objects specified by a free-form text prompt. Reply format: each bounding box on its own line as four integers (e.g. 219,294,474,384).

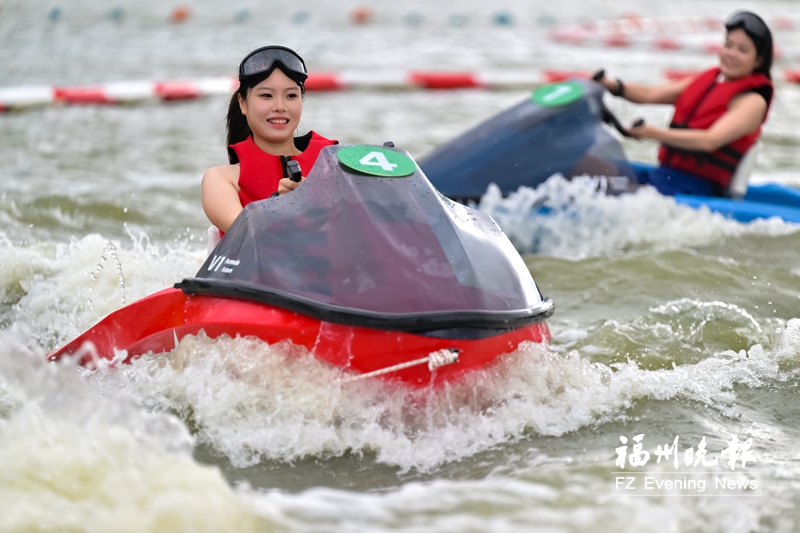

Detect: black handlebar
287,160,302,182
591,69,645,138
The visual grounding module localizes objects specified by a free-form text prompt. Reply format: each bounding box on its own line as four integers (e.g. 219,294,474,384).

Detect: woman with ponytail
202,46,336,234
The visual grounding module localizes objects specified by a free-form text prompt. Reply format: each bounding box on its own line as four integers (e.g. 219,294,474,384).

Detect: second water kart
419,78,800,224
48,144,555,387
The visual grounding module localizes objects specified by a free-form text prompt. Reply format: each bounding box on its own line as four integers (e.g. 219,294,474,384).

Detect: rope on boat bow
341,348,461,383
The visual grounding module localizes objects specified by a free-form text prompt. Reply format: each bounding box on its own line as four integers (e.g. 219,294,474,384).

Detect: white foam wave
0,229,207,350
81,319,800,474
244,474,766,533
0,327,271,533
478,177,800,259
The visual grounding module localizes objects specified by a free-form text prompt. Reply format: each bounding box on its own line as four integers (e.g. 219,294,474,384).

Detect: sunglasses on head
725,11,770,42
238,46,308,82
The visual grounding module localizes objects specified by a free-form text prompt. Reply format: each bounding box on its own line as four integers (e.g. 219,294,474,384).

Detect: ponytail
755,39,774,81
226,89,251,162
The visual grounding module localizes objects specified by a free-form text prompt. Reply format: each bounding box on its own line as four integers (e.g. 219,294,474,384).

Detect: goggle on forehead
725,12,770,43
239,46,308,82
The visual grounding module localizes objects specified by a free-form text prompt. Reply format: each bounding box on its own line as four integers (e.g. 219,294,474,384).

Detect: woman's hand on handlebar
277,176,305,195
592,69,619,94
626,118,648,140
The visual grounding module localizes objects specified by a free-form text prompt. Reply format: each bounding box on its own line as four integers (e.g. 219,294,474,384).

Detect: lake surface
2,0,800,531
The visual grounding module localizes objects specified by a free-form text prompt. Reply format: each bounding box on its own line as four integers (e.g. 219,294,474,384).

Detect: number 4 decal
359,151,398,172
337,145,416,177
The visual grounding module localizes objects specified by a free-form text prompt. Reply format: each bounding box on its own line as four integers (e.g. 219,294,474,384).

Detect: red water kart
49,144,554,386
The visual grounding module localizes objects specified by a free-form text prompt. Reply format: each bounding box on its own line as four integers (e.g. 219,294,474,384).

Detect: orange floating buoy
542,70,591,83
653,36,682,51
784,70,800,84
304,73,345,92
772,16,793,31
618,12,642,32
663,69,703,82
604,33,631,48
169,5,191,23
350,6,372,25
408,72,483,90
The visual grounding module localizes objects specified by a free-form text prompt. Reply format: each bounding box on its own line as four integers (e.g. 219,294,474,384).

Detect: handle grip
286,160,302,182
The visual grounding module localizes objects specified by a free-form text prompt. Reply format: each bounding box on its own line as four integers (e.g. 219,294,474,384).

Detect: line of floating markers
4,68,800,112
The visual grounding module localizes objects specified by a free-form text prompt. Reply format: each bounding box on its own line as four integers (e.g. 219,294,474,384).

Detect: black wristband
269,191,280,198
611,78,625,98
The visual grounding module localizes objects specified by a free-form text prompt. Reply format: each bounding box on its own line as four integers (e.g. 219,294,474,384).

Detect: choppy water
2,0,800,531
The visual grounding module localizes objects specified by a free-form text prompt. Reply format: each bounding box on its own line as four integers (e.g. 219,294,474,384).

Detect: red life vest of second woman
658,67,772,187
228,131,337,207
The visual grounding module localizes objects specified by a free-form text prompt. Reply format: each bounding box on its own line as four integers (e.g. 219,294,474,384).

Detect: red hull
49,288,550,386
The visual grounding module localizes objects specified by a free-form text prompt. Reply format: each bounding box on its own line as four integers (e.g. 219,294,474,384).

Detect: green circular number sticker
337,145,416,177
531,81,584,107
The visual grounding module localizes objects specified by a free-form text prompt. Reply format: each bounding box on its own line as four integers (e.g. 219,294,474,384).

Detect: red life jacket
229,131,337,207
657,67,772,187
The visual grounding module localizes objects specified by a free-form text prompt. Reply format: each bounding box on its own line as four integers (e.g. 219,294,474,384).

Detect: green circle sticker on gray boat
531,81,584,107
337,145,416,177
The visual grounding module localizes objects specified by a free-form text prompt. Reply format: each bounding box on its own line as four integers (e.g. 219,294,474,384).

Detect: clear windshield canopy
178,145,553,332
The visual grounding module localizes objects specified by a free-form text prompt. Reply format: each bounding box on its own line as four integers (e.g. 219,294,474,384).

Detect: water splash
88,241,127,307
78,319,800,474
478,177,800,259
0,327,273,532
1,231,206,351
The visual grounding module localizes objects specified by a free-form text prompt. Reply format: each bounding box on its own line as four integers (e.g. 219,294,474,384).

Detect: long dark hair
725,11,774,81
754,35,774,81
225,69,306,163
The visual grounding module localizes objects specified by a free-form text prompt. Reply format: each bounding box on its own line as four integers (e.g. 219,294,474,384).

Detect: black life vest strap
279,155,292,179
664,145,739,173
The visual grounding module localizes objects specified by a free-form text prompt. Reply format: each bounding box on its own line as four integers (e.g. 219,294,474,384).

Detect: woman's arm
627,92,768,152
201,165,242,233
598,74,693,104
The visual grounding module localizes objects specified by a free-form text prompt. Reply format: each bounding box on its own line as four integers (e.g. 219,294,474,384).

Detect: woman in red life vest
202,46,337,234
596,11,773,197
